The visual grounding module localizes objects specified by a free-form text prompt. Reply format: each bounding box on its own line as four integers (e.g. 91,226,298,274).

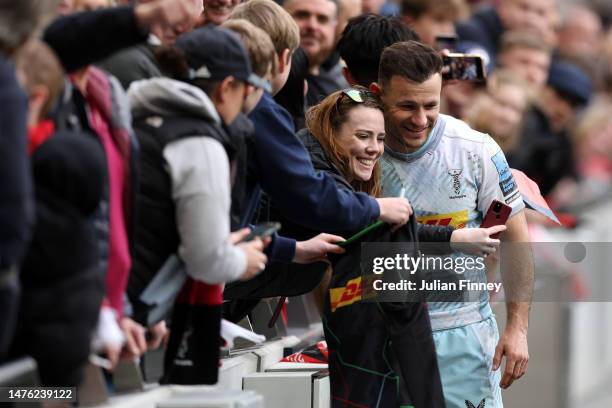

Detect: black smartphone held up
442,53,486,82
242,222,282,242
480,200,512,239
435,34,458,51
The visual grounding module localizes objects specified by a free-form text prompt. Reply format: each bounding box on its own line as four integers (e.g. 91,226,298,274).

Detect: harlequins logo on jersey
448,169,466,199
465,398,485,408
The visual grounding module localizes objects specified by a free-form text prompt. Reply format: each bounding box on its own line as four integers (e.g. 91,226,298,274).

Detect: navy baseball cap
176,26,271,93
547,61,592,107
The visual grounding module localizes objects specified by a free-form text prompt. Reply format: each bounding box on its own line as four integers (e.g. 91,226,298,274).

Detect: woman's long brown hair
306,87,385,197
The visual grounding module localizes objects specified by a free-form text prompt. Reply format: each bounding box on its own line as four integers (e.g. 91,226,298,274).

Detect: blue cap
547,61,592,107
176,26,271,93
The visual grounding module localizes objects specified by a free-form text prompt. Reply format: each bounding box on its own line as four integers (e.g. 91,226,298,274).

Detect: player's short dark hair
379,40,443,86
337,14,419,87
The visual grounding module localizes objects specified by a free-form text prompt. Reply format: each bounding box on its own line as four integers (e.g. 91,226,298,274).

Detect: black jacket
298,133,445,407
507,106,577,196
44,6,149,73
324,222,445,408
10,133,106,386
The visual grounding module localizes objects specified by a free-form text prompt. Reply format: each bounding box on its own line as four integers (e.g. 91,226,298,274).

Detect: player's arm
477,135,534,389
500,210,533,330
493,209,533,389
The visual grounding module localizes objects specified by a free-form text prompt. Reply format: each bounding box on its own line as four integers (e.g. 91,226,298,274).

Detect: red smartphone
480,200,512,238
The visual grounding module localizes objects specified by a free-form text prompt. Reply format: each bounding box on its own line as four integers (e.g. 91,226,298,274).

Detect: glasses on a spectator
341,88,374,103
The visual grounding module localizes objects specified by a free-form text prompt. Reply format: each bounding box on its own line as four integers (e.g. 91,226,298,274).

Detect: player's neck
385,133,427,155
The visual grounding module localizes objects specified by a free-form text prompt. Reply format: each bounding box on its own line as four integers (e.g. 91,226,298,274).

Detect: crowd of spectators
0,0,609,406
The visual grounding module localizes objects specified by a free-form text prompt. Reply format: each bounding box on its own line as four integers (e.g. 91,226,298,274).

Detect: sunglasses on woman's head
341,88,374,103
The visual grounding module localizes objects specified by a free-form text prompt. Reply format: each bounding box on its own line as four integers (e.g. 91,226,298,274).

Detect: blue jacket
0,54,35,361
244,92,380,261
0,55,35,268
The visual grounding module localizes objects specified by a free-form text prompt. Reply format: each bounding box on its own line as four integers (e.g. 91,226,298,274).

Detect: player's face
337,106,386,182
379,74,442,153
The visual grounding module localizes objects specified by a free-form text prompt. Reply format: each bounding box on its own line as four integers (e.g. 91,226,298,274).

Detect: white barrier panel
157,388,263,408
561,200,612,407
498,199,612,408
243,371,330,408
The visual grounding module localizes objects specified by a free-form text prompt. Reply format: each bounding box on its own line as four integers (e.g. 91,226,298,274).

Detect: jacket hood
297,128,353,191
128,77,221,123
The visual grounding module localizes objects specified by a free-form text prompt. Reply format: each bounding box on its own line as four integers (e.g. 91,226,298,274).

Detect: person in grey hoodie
127,27,270,312
128,26,271,383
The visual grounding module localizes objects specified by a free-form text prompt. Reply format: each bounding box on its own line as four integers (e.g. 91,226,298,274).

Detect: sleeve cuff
123,293,134,318
266,234,296,263
369,196,380,222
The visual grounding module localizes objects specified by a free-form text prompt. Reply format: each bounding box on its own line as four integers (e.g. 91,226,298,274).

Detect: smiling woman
305,87,386,195
338,106,385,181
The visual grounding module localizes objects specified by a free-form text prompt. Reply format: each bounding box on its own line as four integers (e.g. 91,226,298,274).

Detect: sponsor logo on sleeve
491,151,517,197
505,191,521,205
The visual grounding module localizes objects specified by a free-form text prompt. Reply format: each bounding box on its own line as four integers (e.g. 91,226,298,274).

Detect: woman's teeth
357,159,374,166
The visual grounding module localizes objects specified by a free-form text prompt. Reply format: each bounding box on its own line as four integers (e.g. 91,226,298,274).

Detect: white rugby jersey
381,114,524,330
